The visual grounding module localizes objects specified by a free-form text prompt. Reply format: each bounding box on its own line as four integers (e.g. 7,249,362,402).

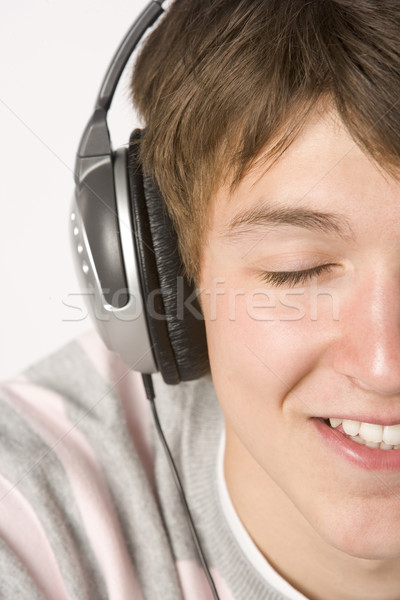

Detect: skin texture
199,109,400,600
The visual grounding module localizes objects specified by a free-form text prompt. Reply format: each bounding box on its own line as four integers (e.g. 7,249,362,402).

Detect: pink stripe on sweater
2,381,143,600
77,330,155,487
176,560,235,600
0,471,70,600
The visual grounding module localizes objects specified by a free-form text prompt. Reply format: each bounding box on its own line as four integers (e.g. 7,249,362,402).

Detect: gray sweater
0,331,293,600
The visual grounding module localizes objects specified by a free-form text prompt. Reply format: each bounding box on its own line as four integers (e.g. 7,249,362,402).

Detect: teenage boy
1,1,400,599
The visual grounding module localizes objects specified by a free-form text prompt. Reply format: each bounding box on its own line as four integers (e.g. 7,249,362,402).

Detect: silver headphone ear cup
71,2,166,374
70,146,158,374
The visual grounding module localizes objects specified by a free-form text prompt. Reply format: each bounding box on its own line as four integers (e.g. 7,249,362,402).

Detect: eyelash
260,263,336,288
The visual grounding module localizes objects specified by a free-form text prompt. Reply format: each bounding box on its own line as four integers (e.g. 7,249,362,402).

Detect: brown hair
131,0,400,284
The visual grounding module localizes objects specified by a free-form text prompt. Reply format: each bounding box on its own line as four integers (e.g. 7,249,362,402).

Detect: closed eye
259,263,336,288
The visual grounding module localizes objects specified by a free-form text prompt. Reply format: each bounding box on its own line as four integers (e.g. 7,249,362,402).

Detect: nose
330,271,400,396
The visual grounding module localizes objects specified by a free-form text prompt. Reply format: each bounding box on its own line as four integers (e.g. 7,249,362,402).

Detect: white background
0,0,153,379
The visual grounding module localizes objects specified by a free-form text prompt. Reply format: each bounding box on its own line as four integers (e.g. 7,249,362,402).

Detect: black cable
142,373,220,600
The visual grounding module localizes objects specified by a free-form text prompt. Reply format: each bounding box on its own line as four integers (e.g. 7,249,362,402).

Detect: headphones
71,7,221,596
71,1,209,384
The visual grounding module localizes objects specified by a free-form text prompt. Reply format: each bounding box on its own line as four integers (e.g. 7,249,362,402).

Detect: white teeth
342,419,360,436
364,440,381,449
327,417,400,449
380,442,394,450
359,422,383,443
383,425,400,446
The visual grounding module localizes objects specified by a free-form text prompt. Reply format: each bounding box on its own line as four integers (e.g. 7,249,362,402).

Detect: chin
312,501,400,562
330,535,400,562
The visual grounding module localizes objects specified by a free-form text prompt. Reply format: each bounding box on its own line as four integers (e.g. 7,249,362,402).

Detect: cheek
202,280,330,398
201,285,315,469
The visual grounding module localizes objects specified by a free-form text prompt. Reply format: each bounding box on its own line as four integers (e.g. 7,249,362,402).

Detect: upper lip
319,415,400,427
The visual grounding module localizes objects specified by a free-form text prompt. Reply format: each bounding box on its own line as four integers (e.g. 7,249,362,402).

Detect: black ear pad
127,129,210,384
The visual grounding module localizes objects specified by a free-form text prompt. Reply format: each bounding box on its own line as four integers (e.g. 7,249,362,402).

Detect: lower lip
313,418,400,471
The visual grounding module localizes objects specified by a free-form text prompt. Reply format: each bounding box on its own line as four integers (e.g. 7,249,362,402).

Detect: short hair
131,0,400,284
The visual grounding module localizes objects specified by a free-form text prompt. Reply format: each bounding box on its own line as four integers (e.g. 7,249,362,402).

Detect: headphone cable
142,373,221,600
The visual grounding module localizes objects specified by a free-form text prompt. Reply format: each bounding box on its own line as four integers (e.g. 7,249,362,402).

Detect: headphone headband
77,1,165,159
96,2,164,112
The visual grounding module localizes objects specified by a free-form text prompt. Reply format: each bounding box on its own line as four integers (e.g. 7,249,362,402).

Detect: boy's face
199,108,400,562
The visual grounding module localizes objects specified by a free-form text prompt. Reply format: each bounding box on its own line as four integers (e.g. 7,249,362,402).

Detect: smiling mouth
323,418,400,451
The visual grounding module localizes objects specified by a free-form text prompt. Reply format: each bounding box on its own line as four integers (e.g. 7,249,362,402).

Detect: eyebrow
224,200,356,242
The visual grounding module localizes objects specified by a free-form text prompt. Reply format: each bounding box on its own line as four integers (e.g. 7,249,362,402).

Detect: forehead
210,110,399,244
